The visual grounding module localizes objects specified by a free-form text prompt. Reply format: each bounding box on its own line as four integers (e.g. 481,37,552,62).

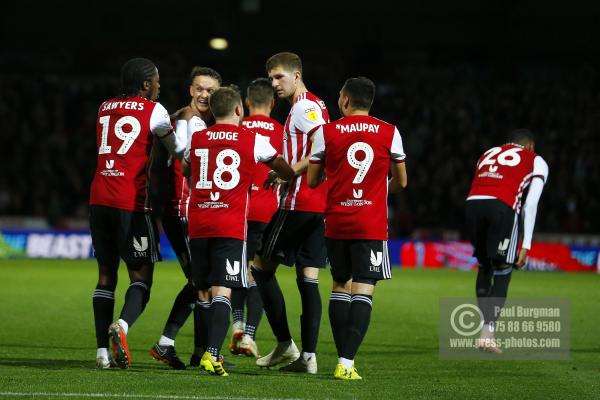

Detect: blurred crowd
1,58,598,236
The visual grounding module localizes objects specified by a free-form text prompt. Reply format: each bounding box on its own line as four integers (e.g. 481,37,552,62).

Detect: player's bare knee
332,280,351,294
211,286,231,298
351,279,376,296
299,266,319,280
197,289,210,302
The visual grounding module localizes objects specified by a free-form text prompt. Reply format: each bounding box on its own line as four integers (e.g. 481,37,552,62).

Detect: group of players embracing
89,50,547,380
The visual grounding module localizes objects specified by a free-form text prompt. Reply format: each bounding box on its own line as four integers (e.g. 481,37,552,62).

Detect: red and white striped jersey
163,116,208,217
242,115,284,223
161,157,189,217
280,91,330,212
467,143,549,213
90,96,172,212
185,124,278,240
310,115,406,240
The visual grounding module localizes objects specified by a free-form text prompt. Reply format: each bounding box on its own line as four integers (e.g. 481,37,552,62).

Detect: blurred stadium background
1,0,598,270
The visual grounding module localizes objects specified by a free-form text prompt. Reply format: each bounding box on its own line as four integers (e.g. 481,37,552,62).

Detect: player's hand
515,248,528,269
264,170,286,191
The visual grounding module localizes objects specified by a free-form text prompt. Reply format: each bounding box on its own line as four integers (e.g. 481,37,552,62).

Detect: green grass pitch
0,259,599,399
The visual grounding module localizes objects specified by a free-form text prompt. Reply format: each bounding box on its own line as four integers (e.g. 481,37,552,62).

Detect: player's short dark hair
265,52,302,74
120,58,157,97
246,78,274,106
190,66,222,85
509,129,535,146
209,86,242,118
342,77,376,111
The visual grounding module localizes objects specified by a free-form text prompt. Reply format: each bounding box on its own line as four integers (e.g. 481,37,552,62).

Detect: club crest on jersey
105,160,114,169
370,250,383,272
353,188,363,199
210,192,220,201
226,259,240,281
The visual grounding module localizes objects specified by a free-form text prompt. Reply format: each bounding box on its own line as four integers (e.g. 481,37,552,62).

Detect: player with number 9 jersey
310,116,406,240
307,77,407,380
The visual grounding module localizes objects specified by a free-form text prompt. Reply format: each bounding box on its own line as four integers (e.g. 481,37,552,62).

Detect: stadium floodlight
209,38,228,50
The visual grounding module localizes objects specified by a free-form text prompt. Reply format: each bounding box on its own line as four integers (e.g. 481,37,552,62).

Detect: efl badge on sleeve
305,107,319,122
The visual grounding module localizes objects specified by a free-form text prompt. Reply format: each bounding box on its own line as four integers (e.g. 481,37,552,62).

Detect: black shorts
90,205,161,266
257,209,327,269
465,199,519,267
326,239,391,283
162,215,192,279
246,220,268,262
190,238,247,290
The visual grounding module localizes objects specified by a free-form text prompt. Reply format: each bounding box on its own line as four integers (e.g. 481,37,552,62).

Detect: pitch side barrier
0,229,598,273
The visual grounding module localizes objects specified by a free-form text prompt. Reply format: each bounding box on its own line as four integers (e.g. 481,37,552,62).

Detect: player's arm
181,158,191,177
255,134,294,183
307,163,325,188
290,100,326,176
307,127,326,188
388,127,408,193
388,161,407,193
516,157,549,268
152,103,186,159
266,156,294,182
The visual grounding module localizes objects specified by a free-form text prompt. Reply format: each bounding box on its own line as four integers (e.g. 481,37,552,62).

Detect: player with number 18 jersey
186,125,278,243
183,87,293,376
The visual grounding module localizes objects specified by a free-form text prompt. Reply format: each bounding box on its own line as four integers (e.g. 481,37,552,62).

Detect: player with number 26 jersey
468,143,548,213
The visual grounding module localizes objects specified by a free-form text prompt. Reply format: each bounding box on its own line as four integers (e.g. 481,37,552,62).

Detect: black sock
93,284,115,348
297,277,322,354
119,281,150,327
476,264,494,323
245,282,263,339
162,283,196,340
488,268,512,322
341,294,372,360
251,267,292,342
207,295,231,359
194,299,211,354
329,291,351,356
230,288,246,327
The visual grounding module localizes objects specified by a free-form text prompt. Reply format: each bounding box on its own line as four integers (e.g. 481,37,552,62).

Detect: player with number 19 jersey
90,96,173,212
186,125,278,240
310,115,406,240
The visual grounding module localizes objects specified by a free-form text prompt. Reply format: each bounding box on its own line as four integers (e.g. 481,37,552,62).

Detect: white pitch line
0,393,304,400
